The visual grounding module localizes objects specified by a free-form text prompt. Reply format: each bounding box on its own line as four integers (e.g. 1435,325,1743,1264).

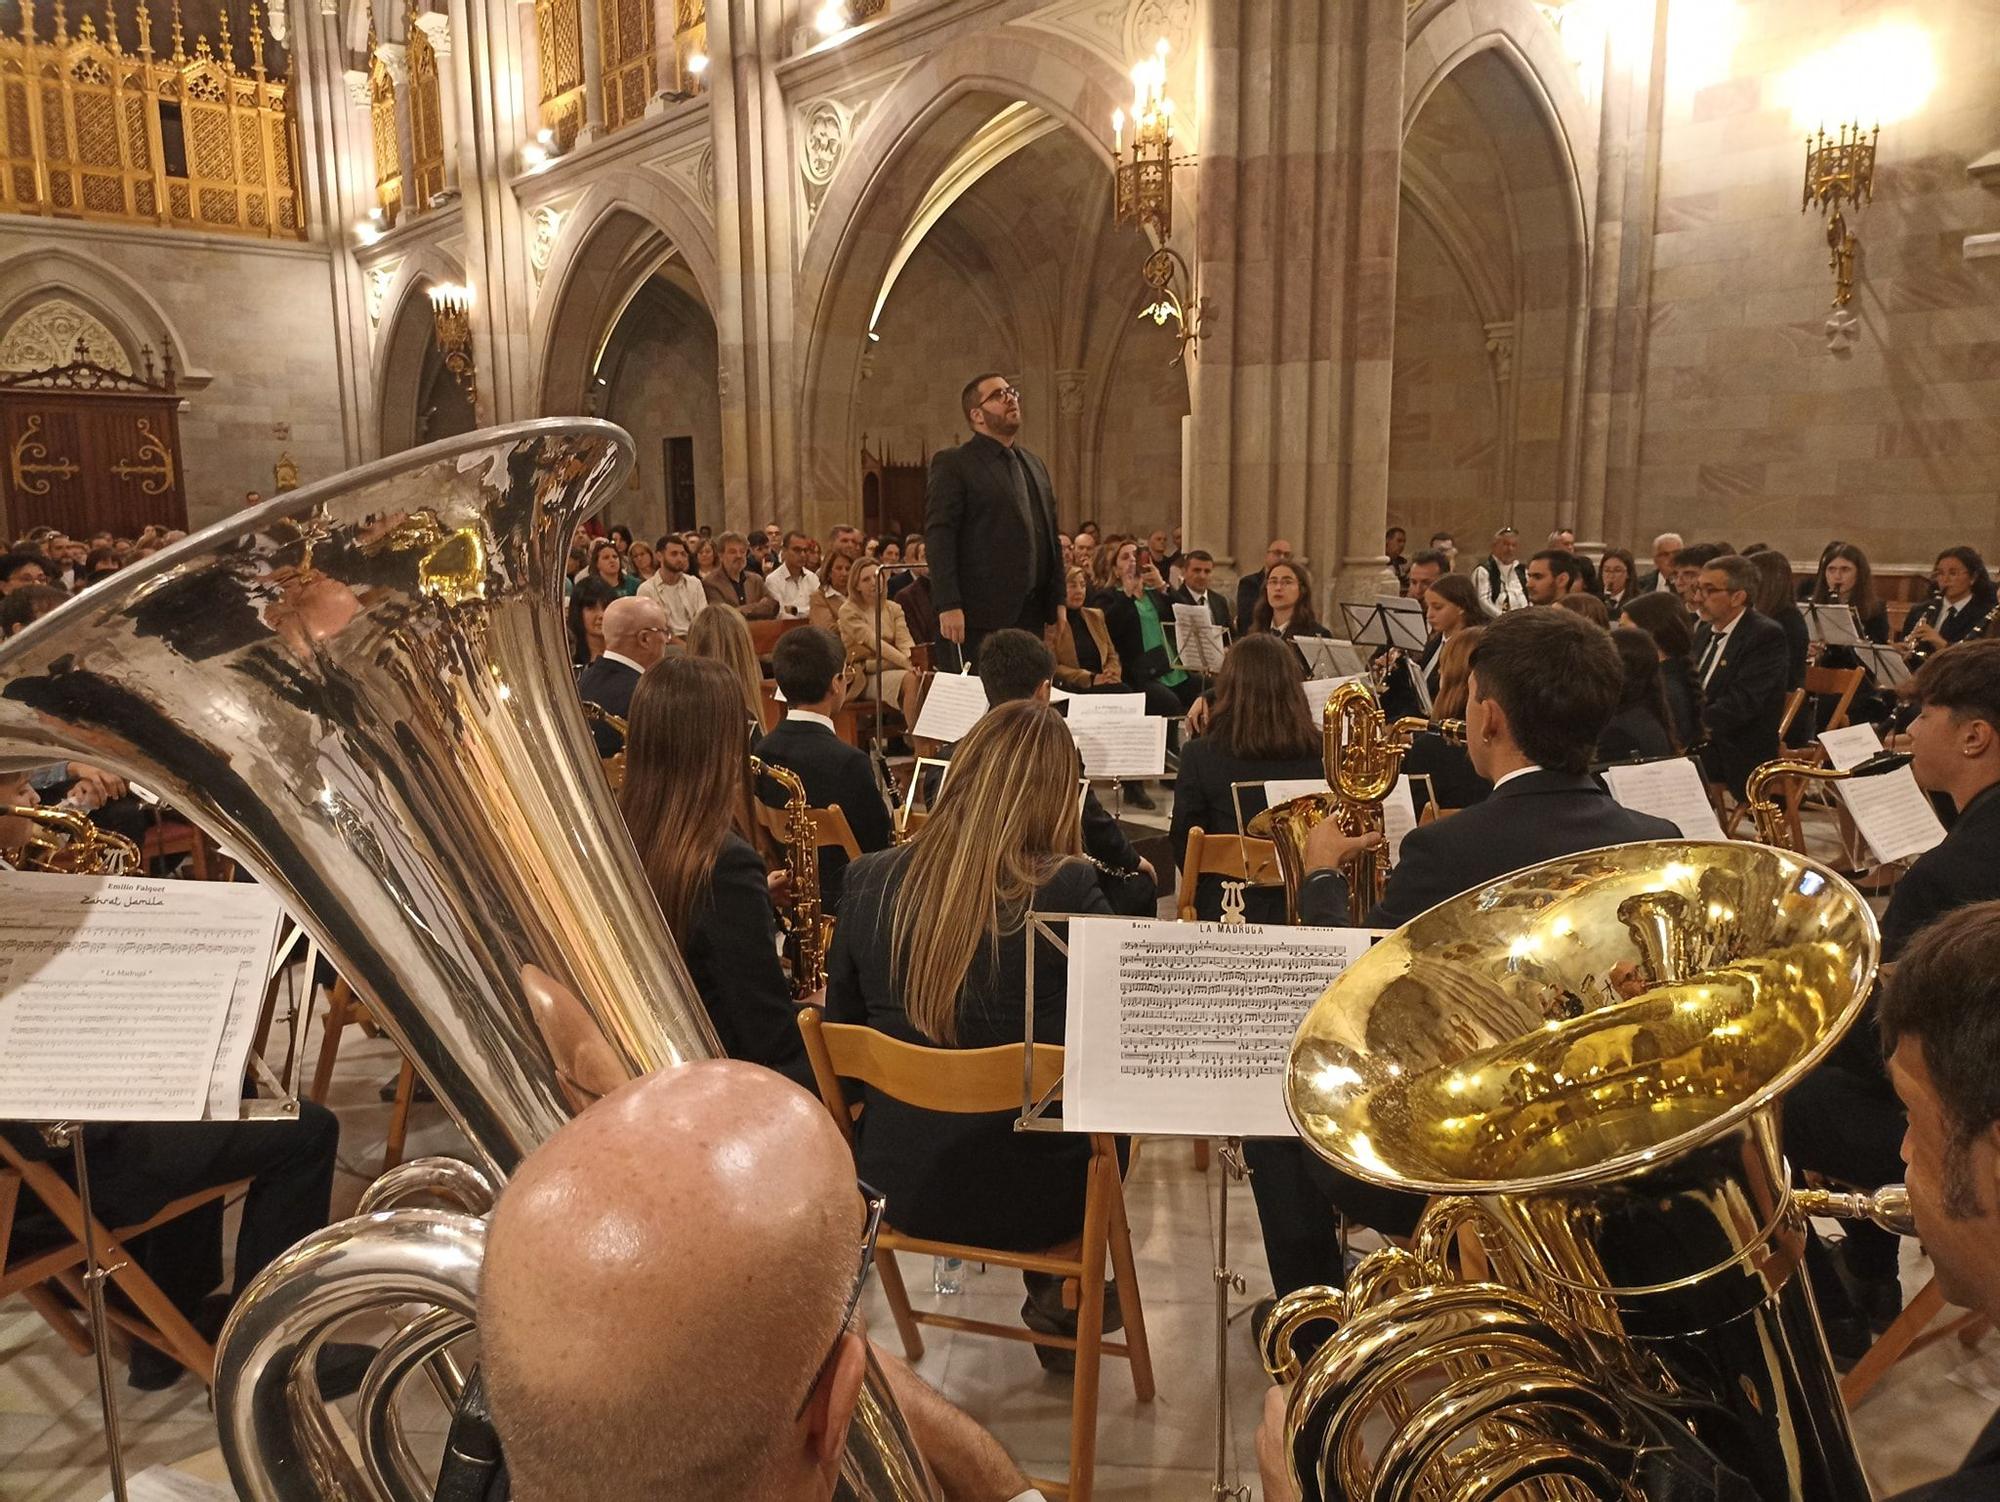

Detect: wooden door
665,435,696,531
0,394,187,537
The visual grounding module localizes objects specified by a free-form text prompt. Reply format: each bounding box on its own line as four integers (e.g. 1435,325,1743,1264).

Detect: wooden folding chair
308,976,419,1172
799,1013,1154,1502
754,794,864,863
1841,1274,1990,1406
1173,828,1281,922
138,815,225,879
1807,665,1868,734
0,1137,247,1386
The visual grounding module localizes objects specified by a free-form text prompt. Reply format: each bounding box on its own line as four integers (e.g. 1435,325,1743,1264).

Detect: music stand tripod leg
45,1123,130,1502
1211,1138,1250,1501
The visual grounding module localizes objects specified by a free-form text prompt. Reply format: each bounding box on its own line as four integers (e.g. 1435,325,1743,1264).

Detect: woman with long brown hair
619,656,808,1083
685,603,765,735
1169,634,1324,922
1250,558,1333,642
1402,626,1491,811
825,699,1111,1352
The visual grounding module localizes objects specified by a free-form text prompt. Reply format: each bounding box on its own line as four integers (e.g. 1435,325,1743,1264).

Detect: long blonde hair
890,700,1083,1044
686,604,763,732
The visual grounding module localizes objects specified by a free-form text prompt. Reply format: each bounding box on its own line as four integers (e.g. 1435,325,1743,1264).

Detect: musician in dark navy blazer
1688,555,1789,797
1253,609,1677,1299
575,596,667,755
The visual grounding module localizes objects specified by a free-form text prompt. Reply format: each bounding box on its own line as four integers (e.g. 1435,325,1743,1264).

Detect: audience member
1472,526,1527,614
809,550,852,631
1403,547,1446,603
580,597,669,754
838,560,922,727
586,538,638,598
705,531,779,619
826,700,1115,1357
1170,635,1325,924
1054,566,1121,692
638,535,708,639
1091,538,1198,722
619,657,809,1083
0,583,66,635
1637,532,1683,593
1166,548,1232,632
567,576,617,667
1427,530,1458,569
0,551,52,593
767,532,822,620
1384,525,1410,589
755,627,891,910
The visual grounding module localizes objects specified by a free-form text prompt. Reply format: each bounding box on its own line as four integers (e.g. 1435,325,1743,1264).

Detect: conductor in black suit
924,373,1065,668
752,627,892,912
1689,554,1790,796
577,596,668,755
1249,609,1677,1298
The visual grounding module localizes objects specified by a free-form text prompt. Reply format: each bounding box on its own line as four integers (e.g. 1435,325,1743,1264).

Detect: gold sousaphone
1273,838,1894,1501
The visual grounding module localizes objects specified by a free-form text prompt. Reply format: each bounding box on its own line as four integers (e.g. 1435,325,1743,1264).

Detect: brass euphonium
1744,747,1912,851
1247,679,1464,923
752,754,829,998
1272,839,1891,1502
0,421,936,1502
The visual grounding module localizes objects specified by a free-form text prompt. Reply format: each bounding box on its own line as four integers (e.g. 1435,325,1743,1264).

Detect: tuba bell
1272,839,1888,1502
0,421,936,1502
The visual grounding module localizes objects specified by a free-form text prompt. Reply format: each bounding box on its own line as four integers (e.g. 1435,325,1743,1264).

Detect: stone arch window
0,298,134,374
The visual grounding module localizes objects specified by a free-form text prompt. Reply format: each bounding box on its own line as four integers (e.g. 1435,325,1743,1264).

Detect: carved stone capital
343,67,372,107
1055,368,1088,419
374,40,408,88
412,9,451,56
1483,319,1516,383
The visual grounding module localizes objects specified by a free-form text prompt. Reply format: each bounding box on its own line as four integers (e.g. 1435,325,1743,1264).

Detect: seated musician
1248,610,1679,1292
578,597,668,756
1785,641,2000,1359
1169,634,1324,924
1690,555,1790,797
481,1061,1046,1502
1399,627,1490,813
619,658,811,1086
753,627,892,912
1903,546,1997,659
825,700,1118,1359
0,772,363,1393
971,628,1157,916
1595,625,1678,764
1871,904,2000,1500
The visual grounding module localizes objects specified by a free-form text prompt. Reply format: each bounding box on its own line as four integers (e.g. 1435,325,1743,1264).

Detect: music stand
1851,641,1914,690
1802,603,1865,646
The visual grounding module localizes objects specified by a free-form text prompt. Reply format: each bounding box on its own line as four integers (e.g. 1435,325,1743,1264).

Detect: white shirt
599,650,647,676
1475,557,1528,614
1491,763,1545,792
785,709,836,733
1697,615,1738,687
766,566,821,618
1008,1492,1049,1502
639,570,707,636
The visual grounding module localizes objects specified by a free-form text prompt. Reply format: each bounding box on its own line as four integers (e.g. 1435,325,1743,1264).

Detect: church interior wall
0,225,345,529
598,278,726,539
1086,321,1189,539
1633,0,2000,571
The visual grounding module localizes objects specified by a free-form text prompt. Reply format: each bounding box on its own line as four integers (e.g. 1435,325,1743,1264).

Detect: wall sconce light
1136,247,1204,366
1802,122,1878,308
1112,39,1184,237
428,282,477,400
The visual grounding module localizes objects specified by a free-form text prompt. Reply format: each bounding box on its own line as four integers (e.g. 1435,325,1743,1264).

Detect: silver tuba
0,421,936,1502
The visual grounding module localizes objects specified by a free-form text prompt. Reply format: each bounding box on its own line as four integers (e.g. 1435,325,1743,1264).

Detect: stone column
577,0,607,141
707,0,800,532
1188,0,1405,609
1577,0,1666,553
447,0,538,422
1053,367,1088,526
291,0,377,464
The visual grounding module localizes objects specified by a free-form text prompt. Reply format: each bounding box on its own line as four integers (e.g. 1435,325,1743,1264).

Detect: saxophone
753,755,828,998
1,801,142,874
1743,747,1911,851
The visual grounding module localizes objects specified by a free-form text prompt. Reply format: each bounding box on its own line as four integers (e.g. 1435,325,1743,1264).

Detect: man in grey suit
923,372,1066,668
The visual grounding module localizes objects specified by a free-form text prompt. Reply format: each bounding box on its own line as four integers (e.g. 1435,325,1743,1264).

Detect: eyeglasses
978,385,1021,407
792,1179,888,1419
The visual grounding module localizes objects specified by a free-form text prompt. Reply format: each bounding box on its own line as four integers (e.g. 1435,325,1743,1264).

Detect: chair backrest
1175,828,1282,921
1805,665,1868,732
799,1012,1063,1142
749,617,807,656
1777,687,1808,742
755,799,863,860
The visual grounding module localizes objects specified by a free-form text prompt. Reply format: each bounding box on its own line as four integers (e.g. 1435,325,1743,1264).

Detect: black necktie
1008,449,1045,593
1697,629,1723,683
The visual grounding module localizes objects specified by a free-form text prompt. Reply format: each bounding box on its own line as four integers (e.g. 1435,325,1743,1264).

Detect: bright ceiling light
1780,16,1937,132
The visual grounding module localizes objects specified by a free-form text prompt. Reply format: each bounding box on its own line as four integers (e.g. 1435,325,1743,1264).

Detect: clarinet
1900,593,1946,662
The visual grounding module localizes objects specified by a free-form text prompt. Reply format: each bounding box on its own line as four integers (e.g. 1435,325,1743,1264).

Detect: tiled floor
4,791,1996,1499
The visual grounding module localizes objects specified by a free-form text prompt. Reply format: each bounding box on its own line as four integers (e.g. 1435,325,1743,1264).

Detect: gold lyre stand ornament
1803,121,1879,308
1113,41,1205,362
428,281,477,401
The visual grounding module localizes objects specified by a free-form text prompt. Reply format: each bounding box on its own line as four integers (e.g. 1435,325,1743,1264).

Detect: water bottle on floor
932,1255,964,1295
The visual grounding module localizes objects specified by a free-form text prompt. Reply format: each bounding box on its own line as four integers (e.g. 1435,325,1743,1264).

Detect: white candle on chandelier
1112,108,1124,153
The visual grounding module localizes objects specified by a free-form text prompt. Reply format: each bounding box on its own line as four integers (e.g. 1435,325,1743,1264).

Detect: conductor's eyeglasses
979,385,1021,406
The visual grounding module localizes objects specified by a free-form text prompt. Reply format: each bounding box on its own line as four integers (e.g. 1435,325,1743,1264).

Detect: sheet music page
1172,604,1229,675
1071,715,1169,779
1303,675,1364,724
0,874,287,1122
205,920,286,1121
1817,724,1946,863
911,670,988,742
1063,692,1145,721
1064,917,1375,1136
1602,758,1727,840
1408,656,1433,715
1803,604,1864,646
1381,777,1419,863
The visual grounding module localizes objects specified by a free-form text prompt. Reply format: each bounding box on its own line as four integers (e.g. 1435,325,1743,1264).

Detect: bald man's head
601,595,667,667
482,1062,863,1502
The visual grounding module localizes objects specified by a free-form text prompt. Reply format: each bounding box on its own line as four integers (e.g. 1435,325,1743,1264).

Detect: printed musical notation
1818,723,1945,865
1064,918,1374,1137
0,874,286,1122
